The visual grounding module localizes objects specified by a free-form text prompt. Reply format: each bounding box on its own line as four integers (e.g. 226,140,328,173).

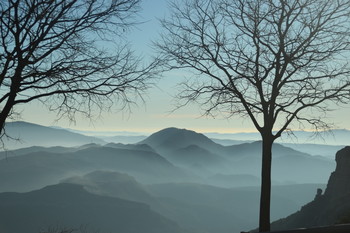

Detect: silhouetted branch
0,0,158,137
156,0,350,231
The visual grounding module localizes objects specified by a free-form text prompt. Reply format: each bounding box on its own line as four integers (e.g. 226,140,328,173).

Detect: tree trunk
0,91,17,136
0,70,22,137
259,135,273,232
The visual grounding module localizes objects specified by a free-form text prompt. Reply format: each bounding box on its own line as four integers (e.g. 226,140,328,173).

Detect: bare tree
0,0,158,138
156,0,350,231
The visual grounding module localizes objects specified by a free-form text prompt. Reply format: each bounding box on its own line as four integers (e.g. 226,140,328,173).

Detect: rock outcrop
271,146,350,231
324,146,350,198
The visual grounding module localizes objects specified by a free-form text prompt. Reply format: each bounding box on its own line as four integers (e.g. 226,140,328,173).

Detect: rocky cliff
324,146,350,198
271,146,350,231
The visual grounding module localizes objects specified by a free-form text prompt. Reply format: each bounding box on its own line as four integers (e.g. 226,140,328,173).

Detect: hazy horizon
5,120,350,147
12,0,350,134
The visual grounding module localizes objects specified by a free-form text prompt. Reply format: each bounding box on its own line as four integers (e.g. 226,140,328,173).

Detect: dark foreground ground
248,224,350,233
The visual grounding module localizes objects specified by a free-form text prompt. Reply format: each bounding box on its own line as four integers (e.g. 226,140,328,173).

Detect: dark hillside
271,147,350,231
0,183,184,233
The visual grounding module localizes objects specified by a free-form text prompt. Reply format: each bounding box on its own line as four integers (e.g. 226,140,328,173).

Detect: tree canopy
156,0,350,231
0,0,158,137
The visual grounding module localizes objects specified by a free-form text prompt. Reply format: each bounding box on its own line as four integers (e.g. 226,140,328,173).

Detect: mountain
272,151,334,184
62,170,324,233
139,128,233,175
104,142,156,153
63,171,221,233
65,171,246,233
0,124,337,190
222,141,335,184
271,146,350,231
0,143,102,159
225,141,312,158
3,121,105,149
205,131,261,141
166,144,231,174
0,183,184,233
102,135,148,144
281,143,344,158
147,182,326,233
0,145,191,192
63,171,158,205
63,171,253,233
211,138,254,146
140,127,331,161
213,138,344,159
0,150,92,192
139,127,225,155
139,128,335,184
206,129,350,146
72,146,187,180
169,144,224,163
0,145,75,159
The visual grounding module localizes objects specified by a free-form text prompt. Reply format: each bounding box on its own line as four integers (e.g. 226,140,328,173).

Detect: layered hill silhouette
63,171,158,205
0,123,343,233
0,144,190,192
62,170,325,233
0,183,184,233
0,124,336,192
140,127,335,184
139,127,225,154
3,121,105,149
206,129,350,146
271,146,350,231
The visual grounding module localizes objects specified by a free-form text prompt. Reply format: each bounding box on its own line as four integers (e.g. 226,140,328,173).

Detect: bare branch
0,0,158,135
156,0,350,231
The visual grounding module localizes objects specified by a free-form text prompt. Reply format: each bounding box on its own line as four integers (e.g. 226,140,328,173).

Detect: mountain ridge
3,121,105,149
1,122,336,186
139,127,224,154
0,182,184,233
0,144,192,192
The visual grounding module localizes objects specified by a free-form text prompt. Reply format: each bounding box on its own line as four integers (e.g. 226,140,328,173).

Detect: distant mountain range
4,121,348,154
57,124,350,146
1,122,337,187
205,129,350,146
140,127,223,153
3,121,105,149
0,143,192,192
139,127,335,184
1,122,346,233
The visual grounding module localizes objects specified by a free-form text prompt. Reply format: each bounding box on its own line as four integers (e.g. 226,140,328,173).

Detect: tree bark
0,64,22,136
0,86,18,136
259,135,273,232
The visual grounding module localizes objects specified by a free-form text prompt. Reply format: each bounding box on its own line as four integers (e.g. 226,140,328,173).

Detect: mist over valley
0,122,346,233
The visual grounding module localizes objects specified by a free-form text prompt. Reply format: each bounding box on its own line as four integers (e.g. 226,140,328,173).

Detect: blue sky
17,0,350,134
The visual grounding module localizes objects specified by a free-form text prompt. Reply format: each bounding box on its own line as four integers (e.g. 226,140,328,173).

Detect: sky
16,0,350,135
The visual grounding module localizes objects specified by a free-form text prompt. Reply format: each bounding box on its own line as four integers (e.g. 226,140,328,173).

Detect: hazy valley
0,121,349,233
